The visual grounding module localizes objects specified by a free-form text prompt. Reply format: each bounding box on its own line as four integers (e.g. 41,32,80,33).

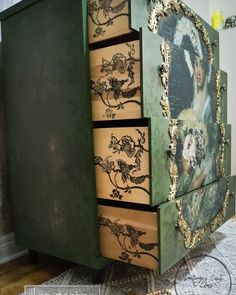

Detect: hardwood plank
0,254,73,295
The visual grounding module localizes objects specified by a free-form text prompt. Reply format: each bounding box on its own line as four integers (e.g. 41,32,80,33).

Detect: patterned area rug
22,219,236,295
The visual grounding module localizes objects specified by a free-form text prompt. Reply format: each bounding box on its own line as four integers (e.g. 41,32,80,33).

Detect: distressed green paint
149,119,171,206
141,27,170,205
0,0,107,269
158,176,236,274
225,124,231,176
220,70,228,123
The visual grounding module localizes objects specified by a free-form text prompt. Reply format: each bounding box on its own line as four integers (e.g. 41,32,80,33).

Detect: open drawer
94,121,231,205
90,28,226,123
98,176,236,273
88,0,219,69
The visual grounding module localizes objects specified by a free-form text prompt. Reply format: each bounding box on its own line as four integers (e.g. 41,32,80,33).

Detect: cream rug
22,219,236,295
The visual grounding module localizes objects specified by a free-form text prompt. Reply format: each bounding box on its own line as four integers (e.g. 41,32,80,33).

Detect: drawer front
88,0,131,44
158,176,236,274
142,28,223,124
94,122,230,205
90,40,141,121
90,28,223,124
98,205,158,270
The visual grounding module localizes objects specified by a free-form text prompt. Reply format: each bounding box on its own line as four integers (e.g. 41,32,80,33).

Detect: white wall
183,0,210,23
0,0,21,40
209,0,236,22
220,28,236,175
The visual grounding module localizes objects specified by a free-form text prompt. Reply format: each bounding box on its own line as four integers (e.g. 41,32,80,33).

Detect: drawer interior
98,204,159,270
90,39,141,121
88,0,131,44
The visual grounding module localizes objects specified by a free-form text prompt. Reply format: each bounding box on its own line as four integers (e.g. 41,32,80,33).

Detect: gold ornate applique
216,69,222,124
168,119,178,200
176,199,207,249
148,0,213,64
219,123,226,177
210,184,230,232
176,182,230,249
160,40,171,119
148,0,180,34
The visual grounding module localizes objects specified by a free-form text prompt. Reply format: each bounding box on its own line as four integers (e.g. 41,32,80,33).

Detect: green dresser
0,0,235,274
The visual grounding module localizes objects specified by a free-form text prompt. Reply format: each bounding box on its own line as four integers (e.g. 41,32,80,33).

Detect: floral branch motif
98,215,158,264
88,0,129,38
95,129,150,200
91,43,141,119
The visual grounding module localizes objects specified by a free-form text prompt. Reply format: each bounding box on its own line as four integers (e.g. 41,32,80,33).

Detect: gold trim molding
176,182,230,249
148,0,213,64
160,39,171,119
168,119,178,201
219,123,226,177
216,69,222,124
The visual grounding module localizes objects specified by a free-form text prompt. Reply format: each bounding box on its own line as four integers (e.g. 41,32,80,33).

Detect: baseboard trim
0,233,27,264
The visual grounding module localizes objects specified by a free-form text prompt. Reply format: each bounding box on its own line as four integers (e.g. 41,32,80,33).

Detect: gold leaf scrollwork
148,0,180,34
219,123,226,177
210,184,230,232
160,39,171,119
176,182,231,249
216,69,222,124
168,119,178,200
148,0,213,64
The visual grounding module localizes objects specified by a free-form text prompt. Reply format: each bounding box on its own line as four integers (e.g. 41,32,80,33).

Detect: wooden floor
0,254,75,295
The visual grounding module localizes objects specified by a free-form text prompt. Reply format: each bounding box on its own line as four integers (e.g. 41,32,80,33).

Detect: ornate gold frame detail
148,0,213,64
216,69,222,124
168,119,178,201
160,40,178,200
176,181,230,249
160,39,171,119
219,123,226,177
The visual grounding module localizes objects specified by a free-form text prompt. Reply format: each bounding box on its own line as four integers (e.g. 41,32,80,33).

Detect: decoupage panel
130,0,219,68
175,122,230,196
158,176,236,274
168,46,217,122
150,119,230,205
141,28,224,124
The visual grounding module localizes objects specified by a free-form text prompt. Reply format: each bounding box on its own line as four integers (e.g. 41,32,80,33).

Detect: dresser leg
91,267,106,284
28,249,39,264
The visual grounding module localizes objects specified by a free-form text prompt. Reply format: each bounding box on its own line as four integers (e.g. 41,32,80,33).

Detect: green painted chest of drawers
0,0,235,274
